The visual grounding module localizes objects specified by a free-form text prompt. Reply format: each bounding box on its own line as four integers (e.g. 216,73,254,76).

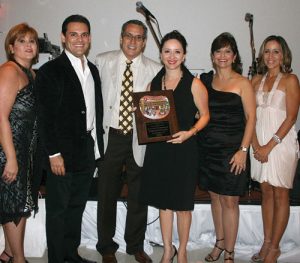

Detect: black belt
109,127,133,136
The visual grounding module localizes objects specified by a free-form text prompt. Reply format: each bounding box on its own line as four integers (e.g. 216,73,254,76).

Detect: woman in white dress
250,35,300,263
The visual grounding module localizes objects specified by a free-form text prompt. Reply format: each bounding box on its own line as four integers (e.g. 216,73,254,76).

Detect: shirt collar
120,51,142,68
65,49,88,70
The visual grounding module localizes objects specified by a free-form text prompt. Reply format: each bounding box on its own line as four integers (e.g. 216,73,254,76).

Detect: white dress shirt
62,50,100,159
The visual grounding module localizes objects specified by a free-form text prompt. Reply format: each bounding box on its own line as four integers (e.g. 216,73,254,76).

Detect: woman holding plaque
197,32,256,262
250,35,299,263
140,30,209,263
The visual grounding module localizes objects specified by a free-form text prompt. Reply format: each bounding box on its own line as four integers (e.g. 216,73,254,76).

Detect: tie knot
126,60,133,67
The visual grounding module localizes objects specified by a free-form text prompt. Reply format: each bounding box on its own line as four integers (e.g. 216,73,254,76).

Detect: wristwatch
239,146,248,152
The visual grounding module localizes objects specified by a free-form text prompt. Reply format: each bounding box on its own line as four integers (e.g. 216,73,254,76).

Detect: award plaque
132,90,179,144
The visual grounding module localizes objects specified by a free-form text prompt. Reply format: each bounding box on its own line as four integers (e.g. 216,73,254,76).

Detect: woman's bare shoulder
283,73,299,84
0,62,20,90
0,61,19,79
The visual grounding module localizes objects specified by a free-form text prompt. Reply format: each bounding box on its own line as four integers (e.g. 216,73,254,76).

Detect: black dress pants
96,130,148,255
46,135,95,263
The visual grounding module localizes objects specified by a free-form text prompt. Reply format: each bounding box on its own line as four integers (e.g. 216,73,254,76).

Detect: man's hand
49,155,65,176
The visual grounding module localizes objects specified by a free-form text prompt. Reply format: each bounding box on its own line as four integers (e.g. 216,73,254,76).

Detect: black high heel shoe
205,238,225,262
170,245,177,263
160,245,177,263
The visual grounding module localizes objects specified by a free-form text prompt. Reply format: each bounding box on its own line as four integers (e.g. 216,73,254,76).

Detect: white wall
0,0,299,74
0,0,300,126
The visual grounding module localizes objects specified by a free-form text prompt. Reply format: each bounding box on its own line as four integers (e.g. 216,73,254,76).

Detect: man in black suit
36,14,104,263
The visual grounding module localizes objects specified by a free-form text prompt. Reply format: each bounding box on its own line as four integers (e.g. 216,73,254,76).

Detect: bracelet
272,134,282,144
239,146,248,152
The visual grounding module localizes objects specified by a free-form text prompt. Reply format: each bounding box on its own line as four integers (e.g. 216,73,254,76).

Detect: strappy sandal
224,249,234,262
264,247,281,263
205,238,225,262
0,251,13,263
159,245,178,263
251,239,271,262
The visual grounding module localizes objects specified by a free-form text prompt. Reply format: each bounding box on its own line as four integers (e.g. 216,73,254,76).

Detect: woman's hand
253,144,271,163
167,130,193,144
2,158,18,183
229,150,247,175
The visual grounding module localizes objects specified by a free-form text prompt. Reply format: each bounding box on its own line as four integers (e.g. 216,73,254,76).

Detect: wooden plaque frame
132,90,179,144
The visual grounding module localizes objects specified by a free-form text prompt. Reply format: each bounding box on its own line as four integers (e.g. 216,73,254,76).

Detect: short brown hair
5,23,39,63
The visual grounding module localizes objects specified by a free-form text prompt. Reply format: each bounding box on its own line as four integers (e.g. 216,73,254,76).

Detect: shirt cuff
49,153,61,158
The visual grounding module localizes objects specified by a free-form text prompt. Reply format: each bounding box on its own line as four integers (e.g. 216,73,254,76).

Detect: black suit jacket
36,51,104,172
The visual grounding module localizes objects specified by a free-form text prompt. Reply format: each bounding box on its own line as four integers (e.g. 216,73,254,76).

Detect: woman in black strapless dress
198,33,256,262
0,23,38,263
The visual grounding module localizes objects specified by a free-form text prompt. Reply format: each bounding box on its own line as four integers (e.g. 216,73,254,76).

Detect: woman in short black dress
140,31,209,263
198,33,256,262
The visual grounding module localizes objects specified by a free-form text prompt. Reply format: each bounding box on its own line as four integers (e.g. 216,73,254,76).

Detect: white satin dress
250,73,299,188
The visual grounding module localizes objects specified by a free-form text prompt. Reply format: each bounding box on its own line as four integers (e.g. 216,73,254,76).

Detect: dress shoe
78,256,97,263
102,253,117,263
134,250,152,263
64,255,97,263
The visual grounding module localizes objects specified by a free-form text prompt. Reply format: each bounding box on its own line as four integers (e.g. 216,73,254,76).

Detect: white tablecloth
1,200,300,262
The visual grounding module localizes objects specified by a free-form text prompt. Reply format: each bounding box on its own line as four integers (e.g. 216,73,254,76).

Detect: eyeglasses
122,32,145,42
